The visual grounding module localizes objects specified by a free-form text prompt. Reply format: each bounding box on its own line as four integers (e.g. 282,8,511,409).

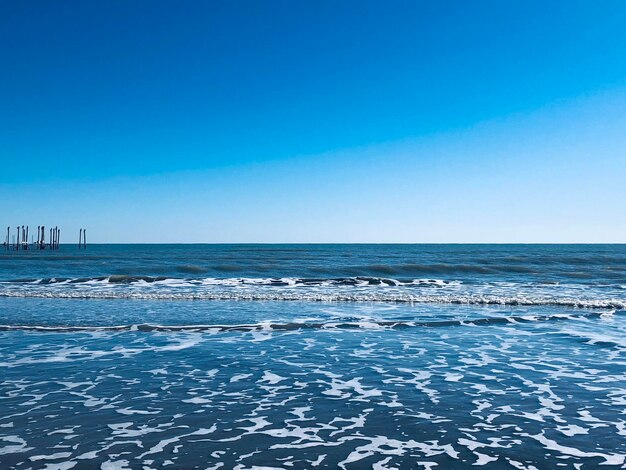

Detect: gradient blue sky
1,1,626,242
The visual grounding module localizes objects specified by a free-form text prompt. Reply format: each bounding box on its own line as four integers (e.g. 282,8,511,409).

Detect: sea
0,244,625,469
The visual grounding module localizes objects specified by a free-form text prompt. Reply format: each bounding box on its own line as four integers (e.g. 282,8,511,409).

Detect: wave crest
0,289,625,309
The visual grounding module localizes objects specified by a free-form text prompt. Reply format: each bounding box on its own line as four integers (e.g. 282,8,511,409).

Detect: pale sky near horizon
2,1,626,243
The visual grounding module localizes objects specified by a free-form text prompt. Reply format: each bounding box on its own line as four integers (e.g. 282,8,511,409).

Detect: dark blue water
1,245,625,468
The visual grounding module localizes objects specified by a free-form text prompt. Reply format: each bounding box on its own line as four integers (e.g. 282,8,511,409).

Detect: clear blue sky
1,1,626,242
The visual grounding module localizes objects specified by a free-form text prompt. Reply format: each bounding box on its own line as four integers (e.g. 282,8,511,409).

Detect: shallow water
1,245,625,468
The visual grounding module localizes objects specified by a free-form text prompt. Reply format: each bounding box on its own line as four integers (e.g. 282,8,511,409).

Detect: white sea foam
1,288,623,309
2,276,623,309
0,436,33,456
525,432,625,465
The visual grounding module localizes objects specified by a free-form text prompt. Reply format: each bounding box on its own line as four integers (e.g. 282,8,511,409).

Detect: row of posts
3,226,87,250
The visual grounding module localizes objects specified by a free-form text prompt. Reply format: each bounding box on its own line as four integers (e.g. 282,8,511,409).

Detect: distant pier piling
78,228,87,249
1,224,78,251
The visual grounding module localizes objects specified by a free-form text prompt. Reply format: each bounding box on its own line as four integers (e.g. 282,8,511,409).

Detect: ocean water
1,244,625,469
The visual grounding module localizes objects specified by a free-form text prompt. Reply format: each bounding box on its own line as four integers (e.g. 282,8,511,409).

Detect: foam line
0,310,620,333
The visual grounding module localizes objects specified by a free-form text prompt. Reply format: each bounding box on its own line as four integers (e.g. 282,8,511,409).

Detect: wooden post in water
83,229,86,249
5,227,8,250
25,226,29,250
16,226,20,250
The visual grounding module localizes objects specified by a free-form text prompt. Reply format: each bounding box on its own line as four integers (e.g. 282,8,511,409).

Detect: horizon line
4,242,625,246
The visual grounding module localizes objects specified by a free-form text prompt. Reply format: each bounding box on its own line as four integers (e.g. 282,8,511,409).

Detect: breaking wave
3,276,458,287
0,289,625,309
1,276,624,309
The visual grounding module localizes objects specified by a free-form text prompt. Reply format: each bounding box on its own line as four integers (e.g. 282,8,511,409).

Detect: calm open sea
1,244,625,468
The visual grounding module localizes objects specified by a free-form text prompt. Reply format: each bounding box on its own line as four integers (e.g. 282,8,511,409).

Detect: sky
1,1,626,243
